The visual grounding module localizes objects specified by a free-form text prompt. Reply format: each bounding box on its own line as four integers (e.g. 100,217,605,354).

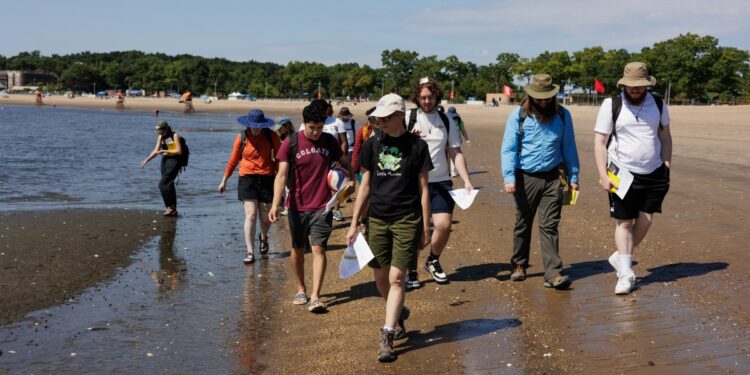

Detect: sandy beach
2,95,749,373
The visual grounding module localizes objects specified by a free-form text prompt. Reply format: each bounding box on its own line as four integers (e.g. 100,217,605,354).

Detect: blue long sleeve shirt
500,107,580,185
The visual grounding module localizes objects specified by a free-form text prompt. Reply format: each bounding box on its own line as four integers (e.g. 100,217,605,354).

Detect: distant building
0,70,59,90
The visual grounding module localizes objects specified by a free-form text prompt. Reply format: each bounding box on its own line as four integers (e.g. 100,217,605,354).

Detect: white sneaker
615,271,636,295
608,251,621,279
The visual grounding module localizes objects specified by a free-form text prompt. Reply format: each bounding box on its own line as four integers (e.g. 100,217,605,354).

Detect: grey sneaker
424,258,448,284
378,329,397,362
332,210,345,221
394,306,410,340
405,270,421,290
608,251,621,279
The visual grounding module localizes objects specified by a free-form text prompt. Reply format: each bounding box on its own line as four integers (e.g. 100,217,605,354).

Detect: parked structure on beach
0,70,58,90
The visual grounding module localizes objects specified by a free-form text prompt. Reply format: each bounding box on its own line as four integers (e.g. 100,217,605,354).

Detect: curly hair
303,99,329,123
408,77,444,109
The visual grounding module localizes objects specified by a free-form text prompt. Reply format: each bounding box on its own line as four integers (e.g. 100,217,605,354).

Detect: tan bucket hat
617,62,656,88
524,74,560,99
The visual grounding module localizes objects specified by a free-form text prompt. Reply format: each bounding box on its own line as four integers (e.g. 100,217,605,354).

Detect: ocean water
0,105,294,373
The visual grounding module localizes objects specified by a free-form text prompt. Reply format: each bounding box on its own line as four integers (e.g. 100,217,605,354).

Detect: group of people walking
141,61,672,363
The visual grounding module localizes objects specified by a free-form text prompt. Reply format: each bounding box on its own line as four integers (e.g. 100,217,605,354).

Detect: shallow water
0,105,293,373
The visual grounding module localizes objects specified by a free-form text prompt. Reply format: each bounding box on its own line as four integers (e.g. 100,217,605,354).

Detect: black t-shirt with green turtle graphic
360,132,433,220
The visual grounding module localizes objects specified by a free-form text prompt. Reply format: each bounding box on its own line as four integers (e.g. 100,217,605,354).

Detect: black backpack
607,93,664,147
179,136,189,169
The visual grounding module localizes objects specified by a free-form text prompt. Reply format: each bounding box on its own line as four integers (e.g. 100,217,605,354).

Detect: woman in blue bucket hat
219,109,281,264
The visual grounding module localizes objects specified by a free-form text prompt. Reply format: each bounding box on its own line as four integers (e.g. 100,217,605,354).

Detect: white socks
383,325,395,332
618,254,633,274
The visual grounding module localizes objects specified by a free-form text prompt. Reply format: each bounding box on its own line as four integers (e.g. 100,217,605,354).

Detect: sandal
243,253,255,265
292,292,309,305
259,234,269,255
307,299,328,314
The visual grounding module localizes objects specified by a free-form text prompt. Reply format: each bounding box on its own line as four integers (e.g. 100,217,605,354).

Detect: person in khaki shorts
345,93,432,363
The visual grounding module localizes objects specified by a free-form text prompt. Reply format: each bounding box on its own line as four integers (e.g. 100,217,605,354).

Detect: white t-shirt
408,108,461,182
594,93,670,174
336,118,359,152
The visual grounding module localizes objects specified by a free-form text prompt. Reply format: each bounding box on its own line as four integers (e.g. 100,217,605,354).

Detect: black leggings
159,157,182,209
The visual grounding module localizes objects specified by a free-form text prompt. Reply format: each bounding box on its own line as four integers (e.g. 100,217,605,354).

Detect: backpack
344,119,357,147
179,136,189,169
607,93,664,148
240,128,276,161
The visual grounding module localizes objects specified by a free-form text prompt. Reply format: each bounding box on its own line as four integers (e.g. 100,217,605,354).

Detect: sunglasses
368,114,394,124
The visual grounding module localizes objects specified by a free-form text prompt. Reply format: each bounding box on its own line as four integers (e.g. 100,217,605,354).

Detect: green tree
381,49,419,95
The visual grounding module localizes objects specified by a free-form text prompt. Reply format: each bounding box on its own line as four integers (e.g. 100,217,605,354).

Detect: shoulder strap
517,108,526,156
407,109,417,132
240,129,247,155
438,111,450,137
608,96,623,148
651,93,664,130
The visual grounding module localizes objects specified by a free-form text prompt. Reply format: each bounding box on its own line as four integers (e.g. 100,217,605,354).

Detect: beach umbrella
181,92,192,99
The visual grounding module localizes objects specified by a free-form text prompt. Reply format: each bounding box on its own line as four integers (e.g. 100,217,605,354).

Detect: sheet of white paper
339,233,374,279
613,164,634,200
449,189,479,210
324,188,344,213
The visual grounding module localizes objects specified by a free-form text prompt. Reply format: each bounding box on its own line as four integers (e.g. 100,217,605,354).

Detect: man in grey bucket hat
593,62,673,295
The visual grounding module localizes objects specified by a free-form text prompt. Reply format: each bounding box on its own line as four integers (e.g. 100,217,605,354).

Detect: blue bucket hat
236,109,276,128
447,106,457,114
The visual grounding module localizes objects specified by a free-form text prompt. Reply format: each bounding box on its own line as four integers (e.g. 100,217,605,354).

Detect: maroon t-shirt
277,132,341,212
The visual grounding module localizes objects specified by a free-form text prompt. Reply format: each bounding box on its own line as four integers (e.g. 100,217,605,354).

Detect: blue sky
4,0,748,67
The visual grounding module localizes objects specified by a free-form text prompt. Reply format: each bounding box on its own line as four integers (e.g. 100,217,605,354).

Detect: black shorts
238,174,275,203
609,164,670,220
429,180,455,214
287,209,333,249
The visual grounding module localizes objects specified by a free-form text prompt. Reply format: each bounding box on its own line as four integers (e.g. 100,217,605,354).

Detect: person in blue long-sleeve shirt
500,74,580,290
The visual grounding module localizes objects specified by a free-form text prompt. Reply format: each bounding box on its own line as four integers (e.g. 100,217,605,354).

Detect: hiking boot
424,258,448,284
332,210,345,221
378,329,397,362
543,274,571,290
394,306,410,340
510,265,526,282
608,251,621,279
615,271,636,295
405,270,421,290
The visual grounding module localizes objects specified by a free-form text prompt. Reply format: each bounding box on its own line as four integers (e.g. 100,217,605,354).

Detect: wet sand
0,209,163,325
2,98,749,373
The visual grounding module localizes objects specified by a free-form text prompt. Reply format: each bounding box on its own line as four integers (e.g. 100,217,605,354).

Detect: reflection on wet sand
150,218,187,294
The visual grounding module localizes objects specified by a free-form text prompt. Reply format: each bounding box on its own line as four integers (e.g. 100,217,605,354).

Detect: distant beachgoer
500,74,579,289
219,109,281,264
274,116,296,217
345,94,432,362
116,93,125,110
594,62,672,295
153,109,160,117
184,92,194,113
446,106,471,177
404,77,474,289
141,120,185,216
35,91,43,106
268,99,354,314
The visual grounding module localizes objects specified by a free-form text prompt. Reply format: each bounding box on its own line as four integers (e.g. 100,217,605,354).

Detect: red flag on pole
502,85,512,96
594,79,606,94
317,91,321,99
449,89,455,100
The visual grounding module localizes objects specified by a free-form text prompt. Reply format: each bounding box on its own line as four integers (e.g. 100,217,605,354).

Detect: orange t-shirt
224,130,281,177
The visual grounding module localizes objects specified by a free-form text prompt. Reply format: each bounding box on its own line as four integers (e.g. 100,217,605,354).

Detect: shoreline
0,208,163,325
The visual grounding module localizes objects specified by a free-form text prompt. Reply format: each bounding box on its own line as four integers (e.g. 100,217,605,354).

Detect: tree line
1,33,747,103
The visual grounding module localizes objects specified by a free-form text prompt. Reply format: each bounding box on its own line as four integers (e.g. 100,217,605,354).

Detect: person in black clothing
345,93,432,363
141,120,184,216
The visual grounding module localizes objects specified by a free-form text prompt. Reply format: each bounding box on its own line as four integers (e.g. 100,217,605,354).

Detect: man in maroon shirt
269,99,354,313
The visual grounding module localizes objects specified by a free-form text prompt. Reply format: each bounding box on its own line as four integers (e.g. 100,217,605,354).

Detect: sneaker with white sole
424,258,448,284
405,270,421,290
332,210,345,221
608,251,621,278
615,271,636,295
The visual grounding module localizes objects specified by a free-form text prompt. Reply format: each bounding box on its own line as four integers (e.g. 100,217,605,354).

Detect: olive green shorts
367,211,423,270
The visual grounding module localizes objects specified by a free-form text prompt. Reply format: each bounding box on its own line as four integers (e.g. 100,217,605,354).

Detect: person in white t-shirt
594,62,673,295
336,106,360,161
404,77,474,289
